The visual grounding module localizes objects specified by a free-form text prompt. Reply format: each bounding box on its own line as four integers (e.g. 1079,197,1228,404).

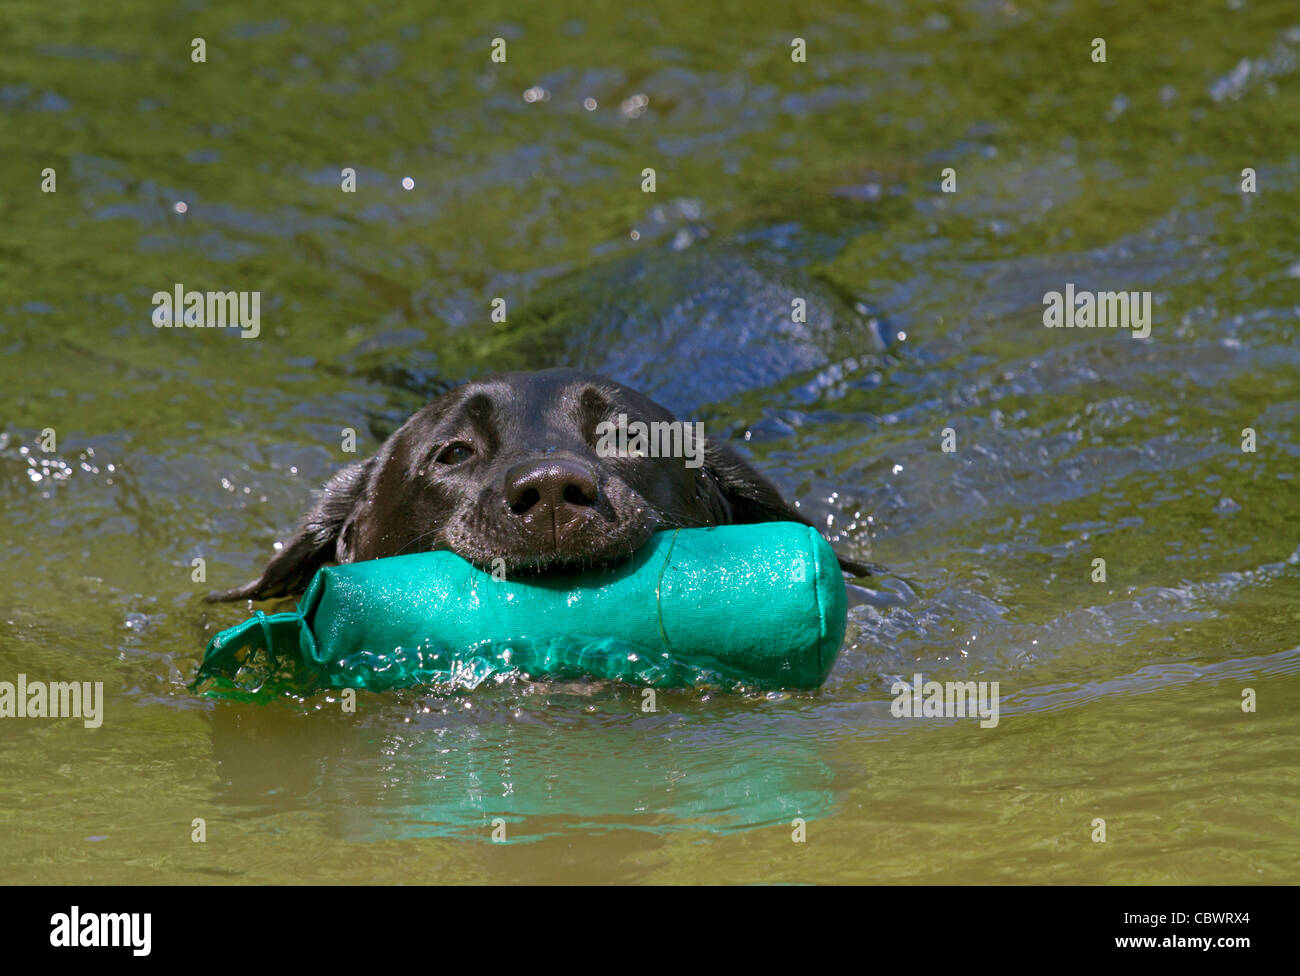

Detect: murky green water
2,0,1299,883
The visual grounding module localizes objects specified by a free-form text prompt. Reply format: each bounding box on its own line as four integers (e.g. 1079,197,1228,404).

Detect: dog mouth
445,518,658,578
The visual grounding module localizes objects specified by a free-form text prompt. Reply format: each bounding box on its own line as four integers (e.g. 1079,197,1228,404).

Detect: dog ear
206,458,375,602
701,439,879,577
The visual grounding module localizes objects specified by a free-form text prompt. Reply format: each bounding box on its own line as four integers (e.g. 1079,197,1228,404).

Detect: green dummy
196,522,848,691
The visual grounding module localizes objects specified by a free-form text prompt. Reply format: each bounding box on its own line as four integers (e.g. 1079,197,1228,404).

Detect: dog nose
504,458,598,517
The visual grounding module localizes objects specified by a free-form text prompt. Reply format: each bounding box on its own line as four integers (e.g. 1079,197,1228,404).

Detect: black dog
210,368,870,602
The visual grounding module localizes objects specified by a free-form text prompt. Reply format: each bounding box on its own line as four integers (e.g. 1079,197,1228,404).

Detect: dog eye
435,442,475,465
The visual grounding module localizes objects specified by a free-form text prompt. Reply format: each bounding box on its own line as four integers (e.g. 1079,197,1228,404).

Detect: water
2,0,1299,883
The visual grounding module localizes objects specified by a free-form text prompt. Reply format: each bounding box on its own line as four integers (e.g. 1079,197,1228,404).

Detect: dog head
211,368,869,601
